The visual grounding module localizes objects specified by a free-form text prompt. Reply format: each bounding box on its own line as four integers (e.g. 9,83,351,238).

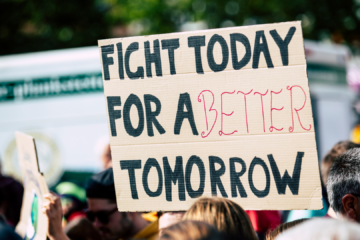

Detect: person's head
321,141,360,186
0,175,23,226
102,144,112,169
64,217,102,240
85,168,144,240
266,218,307,240
158,212,185,237
276,218,360,240
327,148,360,222
183,197,257,240
160,220,224,240
55,182,86,220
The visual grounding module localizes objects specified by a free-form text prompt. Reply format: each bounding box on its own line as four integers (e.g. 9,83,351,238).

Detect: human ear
342,194,357,220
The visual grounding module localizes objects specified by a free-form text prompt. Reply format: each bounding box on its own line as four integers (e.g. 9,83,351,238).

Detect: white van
0,46,107,187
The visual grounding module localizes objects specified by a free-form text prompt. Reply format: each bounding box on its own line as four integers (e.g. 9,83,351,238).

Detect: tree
0,0,110,55
1,0,360,56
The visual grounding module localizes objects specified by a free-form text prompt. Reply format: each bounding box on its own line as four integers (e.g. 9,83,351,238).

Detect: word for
101,27,296,80
120,152,304,201
107,93,197,137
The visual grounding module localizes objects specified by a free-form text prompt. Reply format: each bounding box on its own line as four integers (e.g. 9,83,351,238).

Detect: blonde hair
160,220,223,240
183,197,257,240
266,219,306,240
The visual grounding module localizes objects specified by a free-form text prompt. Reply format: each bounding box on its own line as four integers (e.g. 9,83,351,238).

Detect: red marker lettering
219,90,237,136
287,85,311,132
254,90,268,132
198,90,218,138
237,89,253,133
269,89,284,132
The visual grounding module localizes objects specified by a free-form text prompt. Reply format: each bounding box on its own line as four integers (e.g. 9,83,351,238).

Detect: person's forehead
87,198,116,210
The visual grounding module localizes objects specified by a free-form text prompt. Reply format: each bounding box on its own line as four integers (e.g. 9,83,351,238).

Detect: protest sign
98,21,322,211
15,132,49,240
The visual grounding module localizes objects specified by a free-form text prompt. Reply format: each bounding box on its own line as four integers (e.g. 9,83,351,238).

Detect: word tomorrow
120,152,304,201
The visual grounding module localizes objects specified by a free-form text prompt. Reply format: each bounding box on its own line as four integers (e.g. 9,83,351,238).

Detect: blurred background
1,0,360,188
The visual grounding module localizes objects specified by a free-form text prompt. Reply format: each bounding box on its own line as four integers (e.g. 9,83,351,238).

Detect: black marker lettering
248,157,270,198
188,36,206,74
144,39,162,77
142,158,163,197
144,94,165,137
107,96,121,137
268,152,303,195
230,157,247,198
161,39,180,75
230,33,251,70
174,93,198,135
116,42,125,79
123,94,144,137
209,156,228,197
101,44,114,80
125,42,144,79
253,31,274,69
185,155,205,198
207,34,229,72
270,27,296,66
120,160,141,199
163,156,185,201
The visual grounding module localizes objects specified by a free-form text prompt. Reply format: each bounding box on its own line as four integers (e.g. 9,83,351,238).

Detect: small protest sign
15,132,49,240
98,21,322,211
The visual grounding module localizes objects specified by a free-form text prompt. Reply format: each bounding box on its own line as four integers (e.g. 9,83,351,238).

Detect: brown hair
266,218,307,240
183,197,257,240
321,141,360,185
160,220,223,240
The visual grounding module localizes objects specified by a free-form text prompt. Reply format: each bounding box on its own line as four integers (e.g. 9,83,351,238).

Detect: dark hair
160,220,223,240
321,141,360,185
0,176,24,226
266,219,307,240
327,148,360,212
85,168,116,200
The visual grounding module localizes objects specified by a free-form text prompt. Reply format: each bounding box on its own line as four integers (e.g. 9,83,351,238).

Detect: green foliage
1,0,360,55
0,0,109,55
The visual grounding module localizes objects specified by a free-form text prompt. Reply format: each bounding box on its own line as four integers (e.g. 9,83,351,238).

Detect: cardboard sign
15,132,49,240
98,21,322,211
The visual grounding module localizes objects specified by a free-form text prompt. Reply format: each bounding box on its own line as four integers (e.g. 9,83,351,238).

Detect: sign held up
15,132,49,240
99,21,322,211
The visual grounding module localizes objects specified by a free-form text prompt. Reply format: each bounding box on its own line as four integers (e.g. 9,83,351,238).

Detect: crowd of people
2,141,360,239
